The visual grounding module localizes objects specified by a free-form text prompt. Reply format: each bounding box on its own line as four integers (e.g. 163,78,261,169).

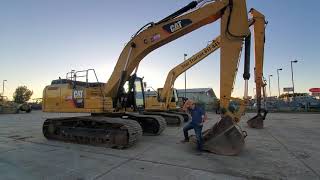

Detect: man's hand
202,113,208,123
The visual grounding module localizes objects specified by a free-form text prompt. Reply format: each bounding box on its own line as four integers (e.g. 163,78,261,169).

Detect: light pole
291,60,298,100
2,80,7,96
184,53,188,99
277,68,282,98
268,75,273,97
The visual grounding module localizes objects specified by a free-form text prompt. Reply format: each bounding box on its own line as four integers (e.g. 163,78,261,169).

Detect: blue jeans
183,122,203,151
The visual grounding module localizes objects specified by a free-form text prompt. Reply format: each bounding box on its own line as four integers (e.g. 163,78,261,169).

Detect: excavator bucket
190,116,247,156
247,114,264,129
247,110,267,129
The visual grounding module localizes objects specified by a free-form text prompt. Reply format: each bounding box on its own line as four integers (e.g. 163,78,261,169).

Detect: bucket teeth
190,115,246,156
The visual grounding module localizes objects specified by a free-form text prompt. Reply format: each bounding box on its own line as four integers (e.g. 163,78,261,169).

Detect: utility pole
184,53,187,99
277,68,282,98
268,75,273,97
2,80,7,96
291,60,298,100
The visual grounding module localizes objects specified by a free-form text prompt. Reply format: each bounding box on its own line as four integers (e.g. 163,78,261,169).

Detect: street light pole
291,60,298,100
184,54,188,99
277,68,282,98
2,80,7,96
268,75,273,97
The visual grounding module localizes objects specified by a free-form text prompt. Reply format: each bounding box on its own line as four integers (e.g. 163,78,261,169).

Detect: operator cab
172,89,179,103
157,88,178,103
119,75,145,111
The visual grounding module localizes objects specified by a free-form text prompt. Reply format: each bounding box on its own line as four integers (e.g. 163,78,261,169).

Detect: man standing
181,100,207,153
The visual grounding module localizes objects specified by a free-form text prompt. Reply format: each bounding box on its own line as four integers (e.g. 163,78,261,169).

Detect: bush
13,86,33,104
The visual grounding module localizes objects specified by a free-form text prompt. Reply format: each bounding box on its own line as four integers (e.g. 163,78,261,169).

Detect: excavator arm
160,36,221,108
252,9,266,113
104,0,249,104
246,9,268,128
171,9,267,155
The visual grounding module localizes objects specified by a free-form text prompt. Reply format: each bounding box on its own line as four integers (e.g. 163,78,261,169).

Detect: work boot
180,139,189,143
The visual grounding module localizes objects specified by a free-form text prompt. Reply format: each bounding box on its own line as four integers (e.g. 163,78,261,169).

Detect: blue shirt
189,106,205,125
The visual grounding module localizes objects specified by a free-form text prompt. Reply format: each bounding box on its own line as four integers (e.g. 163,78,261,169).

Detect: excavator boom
104,0,249,101
160,37,221,108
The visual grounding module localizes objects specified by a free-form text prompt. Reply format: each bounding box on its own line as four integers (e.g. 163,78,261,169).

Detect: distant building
177,88,217,110
144,88,218,111
279,93,309,102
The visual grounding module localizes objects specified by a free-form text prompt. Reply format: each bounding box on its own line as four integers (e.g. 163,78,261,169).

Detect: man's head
183,100,195,111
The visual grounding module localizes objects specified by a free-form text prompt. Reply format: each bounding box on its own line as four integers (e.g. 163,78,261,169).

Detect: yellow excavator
143,91,188,126
144,87,190,123
42,0,251,154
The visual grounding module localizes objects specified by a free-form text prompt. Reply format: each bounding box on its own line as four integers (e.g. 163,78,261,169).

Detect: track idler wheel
191,115,247,156
247,113,264,129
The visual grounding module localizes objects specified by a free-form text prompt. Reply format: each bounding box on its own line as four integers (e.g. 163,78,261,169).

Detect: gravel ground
0,111,319,180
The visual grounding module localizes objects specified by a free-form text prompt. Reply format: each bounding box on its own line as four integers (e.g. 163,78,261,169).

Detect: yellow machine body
43,83,112,113
145,88,179,111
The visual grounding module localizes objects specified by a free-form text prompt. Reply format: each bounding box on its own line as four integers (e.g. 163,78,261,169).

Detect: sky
0,0,319,100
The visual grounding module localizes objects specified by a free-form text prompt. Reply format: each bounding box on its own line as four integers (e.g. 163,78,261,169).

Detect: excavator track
125,112,167,135
92,112,167,135
42,116,142,148
167,111,191,122
142,111,184,126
